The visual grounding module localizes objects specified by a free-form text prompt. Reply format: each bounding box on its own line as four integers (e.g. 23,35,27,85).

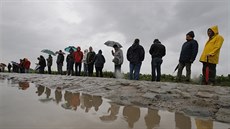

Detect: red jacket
74,47,83,63
24,60,31,69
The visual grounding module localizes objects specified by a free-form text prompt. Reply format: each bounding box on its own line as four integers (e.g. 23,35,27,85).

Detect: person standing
127,38,145,80
112,44,123,78
8,63,12,72
24,58,31,73
200,25,224,85
86,46,96,76
56,50,64,75
39,55,46,74
66,49,75,76
83,49,88,76
176,31,199,82
74,46,83,76
94,50,106,77
149,39,166,82
19,59,25,73
47,55,53,74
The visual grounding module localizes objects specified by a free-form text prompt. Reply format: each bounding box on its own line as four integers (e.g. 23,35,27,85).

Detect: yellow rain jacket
200,25,224,64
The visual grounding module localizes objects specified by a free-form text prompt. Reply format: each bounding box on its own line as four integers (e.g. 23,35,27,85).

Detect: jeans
67,62,74,75
151,57,163,81
129,63,142,80
83,63,88,76
177,62,191,81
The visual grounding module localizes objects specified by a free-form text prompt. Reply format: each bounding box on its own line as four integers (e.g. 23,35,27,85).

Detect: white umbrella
104,41,122,48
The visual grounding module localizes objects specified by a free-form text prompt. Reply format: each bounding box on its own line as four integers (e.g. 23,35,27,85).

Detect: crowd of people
1,25,224,85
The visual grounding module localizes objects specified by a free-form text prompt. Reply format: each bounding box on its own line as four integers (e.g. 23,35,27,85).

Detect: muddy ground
0,73,230,123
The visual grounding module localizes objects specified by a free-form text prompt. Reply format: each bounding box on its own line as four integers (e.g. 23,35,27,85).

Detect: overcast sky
0,0,229,77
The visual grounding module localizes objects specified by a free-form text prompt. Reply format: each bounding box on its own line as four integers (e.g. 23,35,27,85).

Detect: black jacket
39,57,46,68
127,43,145,64
149,42,166,58
94,53,105,67
56,53,64,64
179,39,198,63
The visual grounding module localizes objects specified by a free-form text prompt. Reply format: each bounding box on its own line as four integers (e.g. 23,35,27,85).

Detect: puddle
0,79,229,129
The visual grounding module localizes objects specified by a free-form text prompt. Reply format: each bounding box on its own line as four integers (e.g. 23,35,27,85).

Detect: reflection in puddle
0,79,229,129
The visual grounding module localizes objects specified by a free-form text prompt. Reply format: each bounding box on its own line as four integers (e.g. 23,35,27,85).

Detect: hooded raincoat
199,26,224,64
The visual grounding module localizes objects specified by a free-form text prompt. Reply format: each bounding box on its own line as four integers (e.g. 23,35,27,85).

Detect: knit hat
186,31,195,38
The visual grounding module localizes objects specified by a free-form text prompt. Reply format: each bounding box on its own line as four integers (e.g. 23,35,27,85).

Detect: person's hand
207,54,213,57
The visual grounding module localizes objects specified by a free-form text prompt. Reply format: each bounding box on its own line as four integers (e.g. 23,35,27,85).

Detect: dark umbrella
64,46,77,53
104,41,122,48
11,61,19,66
41,49,56,56
205,56,209,84
0,63,6,67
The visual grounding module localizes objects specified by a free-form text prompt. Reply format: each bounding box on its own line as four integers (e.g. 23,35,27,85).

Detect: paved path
1,73,230,123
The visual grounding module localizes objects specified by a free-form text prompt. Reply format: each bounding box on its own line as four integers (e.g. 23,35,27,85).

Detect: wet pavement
0,78,229,129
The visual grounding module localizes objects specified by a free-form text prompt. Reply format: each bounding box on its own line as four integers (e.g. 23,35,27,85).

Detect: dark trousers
48,66,51,74
177,62,191,81
151,57,163,81
95,67,103,77
57,63,63,75
202,62,216,84
88,63,94,76
39,67,45,74
75,62,82,76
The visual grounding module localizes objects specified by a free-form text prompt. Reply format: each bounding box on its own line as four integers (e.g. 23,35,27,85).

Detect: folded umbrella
173,64,179,73
104,41,122,48
205,56,209,84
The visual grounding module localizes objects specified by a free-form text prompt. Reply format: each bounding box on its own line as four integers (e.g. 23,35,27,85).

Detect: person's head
186,31,195,41
207,28,215,38
49,55,52,58
89,46,93,52
40,55,44,59
77,46,81,51
69,48,74,53
59,50,62,53
113,44,119,50
153,39,161,44
134,38,140,45
98,50,102,54
84,49,88,53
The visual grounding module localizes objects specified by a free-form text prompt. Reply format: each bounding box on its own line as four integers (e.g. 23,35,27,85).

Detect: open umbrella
0,63,6,67
205,56,209,84
64,46,77,53
11,61,19,66
41,49,56,56
104,41,122,48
